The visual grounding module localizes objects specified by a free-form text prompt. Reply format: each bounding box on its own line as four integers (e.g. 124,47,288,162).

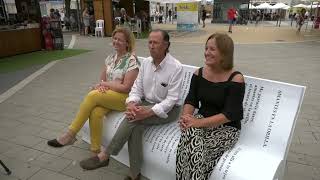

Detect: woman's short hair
112,27,135,53
206,33,234,70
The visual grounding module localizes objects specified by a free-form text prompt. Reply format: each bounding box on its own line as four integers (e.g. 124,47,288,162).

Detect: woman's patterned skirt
176,114,240,180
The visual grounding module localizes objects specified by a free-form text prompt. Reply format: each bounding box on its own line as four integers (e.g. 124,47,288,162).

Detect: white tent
293,4,308,8
271,3,289,9
255,2,273,9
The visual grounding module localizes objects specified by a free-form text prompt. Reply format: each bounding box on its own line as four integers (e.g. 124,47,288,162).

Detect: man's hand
127,106,154,122
125,102,139,120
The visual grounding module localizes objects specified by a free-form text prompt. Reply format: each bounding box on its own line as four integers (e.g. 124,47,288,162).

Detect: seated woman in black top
176,33,245,180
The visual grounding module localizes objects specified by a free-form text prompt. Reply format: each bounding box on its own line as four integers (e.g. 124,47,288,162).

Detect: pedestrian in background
120,8,130,27
202,7,207,28
297,9,306,33
82,7,90,36
168,9,173,23
255,11,261,26
54,9,61,20
227,7,236,33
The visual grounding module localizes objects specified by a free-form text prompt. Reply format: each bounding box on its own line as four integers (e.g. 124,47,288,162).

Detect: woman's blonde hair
205,33,234,70
112,27,135,53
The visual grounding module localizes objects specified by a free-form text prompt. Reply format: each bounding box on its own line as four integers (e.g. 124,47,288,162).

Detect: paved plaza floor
0,22,320,180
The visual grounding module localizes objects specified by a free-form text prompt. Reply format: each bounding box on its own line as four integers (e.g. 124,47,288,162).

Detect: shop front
0,0,42,58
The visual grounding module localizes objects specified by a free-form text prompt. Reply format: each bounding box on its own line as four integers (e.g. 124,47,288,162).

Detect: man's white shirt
126,53,183,118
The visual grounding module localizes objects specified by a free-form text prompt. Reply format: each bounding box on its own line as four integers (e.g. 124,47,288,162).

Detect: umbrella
271,3,289,9
293,4,308,8
255,2,273,9
282,6,290,10
249,4,256,9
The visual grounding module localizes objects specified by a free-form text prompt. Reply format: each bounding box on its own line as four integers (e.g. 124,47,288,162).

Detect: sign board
176,2,199,31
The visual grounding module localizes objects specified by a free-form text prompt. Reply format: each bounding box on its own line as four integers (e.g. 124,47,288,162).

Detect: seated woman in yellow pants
47,27,139,153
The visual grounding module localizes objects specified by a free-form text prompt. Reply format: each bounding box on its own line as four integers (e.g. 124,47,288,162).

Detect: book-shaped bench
82,62,305,180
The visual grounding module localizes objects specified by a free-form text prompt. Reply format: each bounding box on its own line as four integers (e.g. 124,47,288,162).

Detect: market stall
0,0,42,58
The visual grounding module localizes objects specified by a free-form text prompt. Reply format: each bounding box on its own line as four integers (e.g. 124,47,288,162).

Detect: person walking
297,9,306,33
255,11,261,26
168,9,173,23
227,7,236,33
82,8,90,36
202,7,207,28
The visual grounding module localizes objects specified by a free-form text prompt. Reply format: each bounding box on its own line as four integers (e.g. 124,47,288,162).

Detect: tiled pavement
0,23,320,180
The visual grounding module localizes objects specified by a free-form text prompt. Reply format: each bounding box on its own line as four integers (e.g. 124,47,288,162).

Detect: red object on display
44,32,54,50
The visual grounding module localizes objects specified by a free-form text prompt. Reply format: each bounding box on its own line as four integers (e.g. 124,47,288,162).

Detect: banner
176,2,199,31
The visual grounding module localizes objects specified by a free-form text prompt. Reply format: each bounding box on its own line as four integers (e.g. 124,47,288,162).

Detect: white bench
82,63,305,180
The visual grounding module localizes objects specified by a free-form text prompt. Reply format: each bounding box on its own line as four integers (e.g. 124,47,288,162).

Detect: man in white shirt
80,29,183,180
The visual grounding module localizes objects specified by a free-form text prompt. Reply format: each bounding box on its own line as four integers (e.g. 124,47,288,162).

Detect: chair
95,19,104,37
0,160,11,175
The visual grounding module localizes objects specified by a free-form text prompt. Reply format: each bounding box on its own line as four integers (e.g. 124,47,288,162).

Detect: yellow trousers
69,90,128,152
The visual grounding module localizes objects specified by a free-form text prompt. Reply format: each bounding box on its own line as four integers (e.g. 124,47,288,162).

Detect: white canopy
293,4,308,8
271,3,289,9
249,4,256,9
255,2,273,9
239,3,256,9
283,6,290,10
